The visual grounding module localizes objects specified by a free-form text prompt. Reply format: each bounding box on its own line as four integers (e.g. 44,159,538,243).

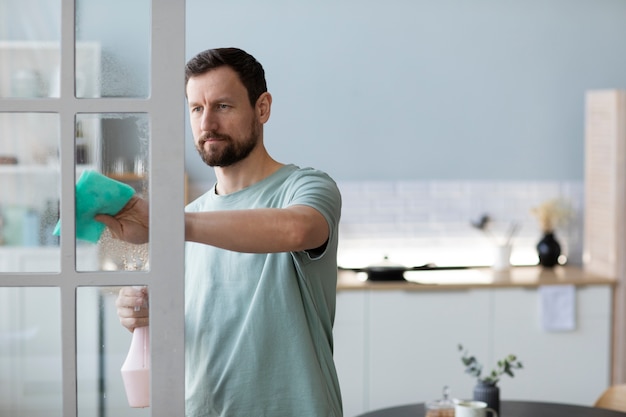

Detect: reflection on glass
77,286,150,417
75,115,100,169
76,113,150,272
76,0,151,98
0,0,62,98
0,113,61,273
0,287,62,416
0,40,101,99
75,42,102,98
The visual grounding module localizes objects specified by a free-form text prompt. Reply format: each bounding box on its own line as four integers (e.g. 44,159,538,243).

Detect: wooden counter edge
336,265,616,291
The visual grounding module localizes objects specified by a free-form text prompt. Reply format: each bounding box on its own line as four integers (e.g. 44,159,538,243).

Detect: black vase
537,232,561,267
473,380,500,415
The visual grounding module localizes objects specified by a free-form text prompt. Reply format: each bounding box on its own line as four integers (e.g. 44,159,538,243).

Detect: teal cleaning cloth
53,170,136,243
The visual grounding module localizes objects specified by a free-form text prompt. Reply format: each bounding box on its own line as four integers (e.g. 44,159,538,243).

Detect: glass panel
75,0,151,98
0,0,62,98
76,113,150,272
77,286,149,417
0,287,62,417
0,113,60,273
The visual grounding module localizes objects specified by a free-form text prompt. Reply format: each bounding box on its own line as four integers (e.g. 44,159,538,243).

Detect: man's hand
96,196,149,244
116,286,150,332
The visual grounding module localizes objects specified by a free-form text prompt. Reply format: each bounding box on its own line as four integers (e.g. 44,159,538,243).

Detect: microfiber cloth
53,170,136,243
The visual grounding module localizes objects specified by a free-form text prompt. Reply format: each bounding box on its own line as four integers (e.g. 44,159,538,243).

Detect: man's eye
191,106,202,113
217,104,229,110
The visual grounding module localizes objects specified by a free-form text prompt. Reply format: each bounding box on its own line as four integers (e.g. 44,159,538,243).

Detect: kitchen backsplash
336,179,584,269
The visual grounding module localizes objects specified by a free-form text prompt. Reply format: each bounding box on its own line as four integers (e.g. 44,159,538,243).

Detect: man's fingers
95,214,122,238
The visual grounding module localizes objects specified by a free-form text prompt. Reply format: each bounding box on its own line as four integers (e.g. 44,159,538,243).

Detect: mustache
199,131,231,144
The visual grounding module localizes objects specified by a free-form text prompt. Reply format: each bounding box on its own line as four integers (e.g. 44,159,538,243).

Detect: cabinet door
334,291,368,417
367,290,491,411
492,286,612,405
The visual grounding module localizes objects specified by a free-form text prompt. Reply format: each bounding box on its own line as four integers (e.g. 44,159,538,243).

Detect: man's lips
199,133,228,145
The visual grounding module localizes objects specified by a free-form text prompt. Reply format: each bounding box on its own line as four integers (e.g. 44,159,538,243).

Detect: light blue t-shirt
184,164,343,417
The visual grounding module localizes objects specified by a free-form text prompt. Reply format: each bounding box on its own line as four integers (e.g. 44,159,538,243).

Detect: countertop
337,265,616,291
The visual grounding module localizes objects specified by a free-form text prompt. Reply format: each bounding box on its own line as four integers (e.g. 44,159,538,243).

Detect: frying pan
339,262,468,281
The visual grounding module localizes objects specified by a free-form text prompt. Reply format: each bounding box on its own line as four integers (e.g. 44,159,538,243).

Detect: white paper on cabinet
539,285,576,332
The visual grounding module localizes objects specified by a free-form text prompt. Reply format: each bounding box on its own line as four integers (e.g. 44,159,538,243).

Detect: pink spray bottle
121,286,150,408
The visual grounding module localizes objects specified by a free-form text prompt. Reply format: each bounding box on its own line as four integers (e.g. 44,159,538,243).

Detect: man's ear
256,92,272,123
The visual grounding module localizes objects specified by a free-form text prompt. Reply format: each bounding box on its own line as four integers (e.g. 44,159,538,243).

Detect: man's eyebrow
189,96,234,106
212,96,234,104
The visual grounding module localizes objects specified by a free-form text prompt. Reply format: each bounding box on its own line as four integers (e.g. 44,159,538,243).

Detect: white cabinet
367,290,490,412
334,285,612,417
334,292,368,417
491,286,611,405
335,289,486,417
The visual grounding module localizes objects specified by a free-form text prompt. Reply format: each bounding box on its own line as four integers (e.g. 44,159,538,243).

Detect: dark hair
185,47,267,107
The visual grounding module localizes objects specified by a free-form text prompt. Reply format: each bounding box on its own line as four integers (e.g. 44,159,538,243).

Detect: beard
196,118,261,167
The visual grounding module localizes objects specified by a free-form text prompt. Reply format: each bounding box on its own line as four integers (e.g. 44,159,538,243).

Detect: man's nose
200,109,216,132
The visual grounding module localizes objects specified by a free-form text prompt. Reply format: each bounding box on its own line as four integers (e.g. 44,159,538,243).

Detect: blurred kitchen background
2,0,626,416
181,1,625,270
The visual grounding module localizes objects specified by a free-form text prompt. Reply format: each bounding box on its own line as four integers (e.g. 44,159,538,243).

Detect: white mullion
60,1,78,417
0,271,151,287
149,0,186,416
71,99,157,113
0,99,155,113
0,99,60,112
60,283,79,417
0,275,62,286
71,272,152,288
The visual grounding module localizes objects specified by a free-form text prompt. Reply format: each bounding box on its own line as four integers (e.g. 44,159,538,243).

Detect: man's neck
214,151,284,195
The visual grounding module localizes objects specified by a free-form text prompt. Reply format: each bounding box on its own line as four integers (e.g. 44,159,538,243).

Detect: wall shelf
0,164,97,175
106,172,146,182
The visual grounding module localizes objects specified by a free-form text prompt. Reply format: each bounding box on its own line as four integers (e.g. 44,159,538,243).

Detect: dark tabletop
356,401,626,417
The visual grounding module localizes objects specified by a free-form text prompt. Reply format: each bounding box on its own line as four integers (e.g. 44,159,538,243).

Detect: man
98,48,343,416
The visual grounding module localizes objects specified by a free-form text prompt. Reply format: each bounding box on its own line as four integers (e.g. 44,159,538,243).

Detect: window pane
0,287,62,417
77,286,149,417
0,0,61,98
75,0,151,98
0,113,61,273
76,113,150,272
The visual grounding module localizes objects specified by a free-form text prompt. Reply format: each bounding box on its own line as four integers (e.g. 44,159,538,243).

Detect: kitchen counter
337,265,615,291
334,264,615,415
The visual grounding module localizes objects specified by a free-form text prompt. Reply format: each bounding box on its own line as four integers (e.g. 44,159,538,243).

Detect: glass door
0,0,185,416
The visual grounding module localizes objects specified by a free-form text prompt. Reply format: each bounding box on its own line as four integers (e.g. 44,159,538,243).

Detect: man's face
186,66,261,167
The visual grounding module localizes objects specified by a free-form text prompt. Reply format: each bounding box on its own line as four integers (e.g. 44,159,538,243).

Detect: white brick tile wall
337,179,583,269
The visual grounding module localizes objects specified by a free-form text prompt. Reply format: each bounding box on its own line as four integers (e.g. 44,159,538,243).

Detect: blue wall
185,0,626,182
7,1,626,182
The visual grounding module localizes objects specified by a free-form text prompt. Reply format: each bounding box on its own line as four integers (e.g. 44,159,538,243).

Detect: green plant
458,344,523,385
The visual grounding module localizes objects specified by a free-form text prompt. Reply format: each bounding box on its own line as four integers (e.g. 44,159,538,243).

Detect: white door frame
0,0,186,415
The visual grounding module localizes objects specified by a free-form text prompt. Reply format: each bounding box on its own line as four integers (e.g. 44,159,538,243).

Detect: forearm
184,206,328,253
